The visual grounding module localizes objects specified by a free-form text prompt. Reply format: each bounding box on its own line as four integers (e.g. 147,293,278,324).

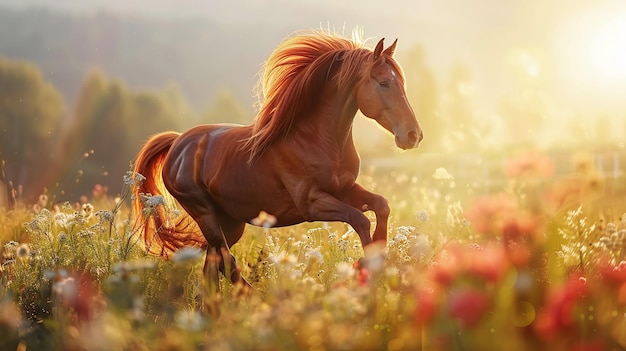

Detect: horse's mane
241,30,381,161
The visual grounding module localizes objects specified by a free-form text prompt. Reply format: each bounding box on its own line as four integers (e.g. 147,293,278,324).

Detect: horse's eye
379,80,390,88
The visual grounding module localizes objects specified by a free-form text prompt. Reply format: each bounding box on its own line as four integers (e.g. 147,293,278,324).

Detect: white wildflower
341,229,354,241
82,203,94,219
410,234,432,260
606,222,618,235
96,210,114,223
172,247,204,263
305,249,324,264
416,209,430,223
393,233,407,243
291,269,303,280
54,213,68,227
141,194,165,208
268,252,297,267
433,167,454,180
123,171,146,186
335,262,354,279
175,309,206,332
251,210,277,228
446,201,464,227
362,241,386,274
112,261,132,275
3,241,18,249
395,226,415,239
52,277,78,302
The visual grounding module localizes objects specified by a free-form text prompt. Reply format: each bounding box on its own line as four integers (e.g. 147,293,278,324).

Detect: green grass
2,151,626,350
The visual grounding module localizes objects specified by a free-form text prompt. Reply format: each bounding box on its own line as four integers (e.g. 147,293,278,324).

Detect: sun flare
590,15,626,79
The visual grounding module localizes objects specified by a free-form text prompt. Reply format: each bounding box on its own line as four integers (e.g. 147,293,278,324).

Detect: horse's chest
315,164,357,195
314,153,359,195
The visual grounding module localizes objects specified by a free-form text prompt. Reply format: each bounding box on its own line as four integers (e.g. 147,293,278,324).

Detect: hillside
0,6,283,110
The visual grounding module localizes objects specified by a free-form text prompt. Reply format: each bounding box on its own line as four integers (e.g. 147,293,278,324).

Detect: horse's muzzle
395,129,423,149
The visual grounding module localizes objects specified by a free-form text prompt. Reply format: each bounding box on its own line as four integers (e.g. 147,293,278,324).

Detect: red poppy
414,287,438,327
465,243,509,283
447,288,491,328
503,150,555,179
534,276,588,341
598,260,626,285
502,211,540,242
431,249,461,286
465,194,517,236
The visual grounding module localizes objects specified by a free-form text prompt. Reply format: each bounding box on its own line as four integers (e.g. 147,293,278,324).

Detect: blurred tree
55,70,130,199
566,114,592,145
205,89,252,125
592,114,613,144
441,61,490,151
126,85,196,154
0,57,65,204
401,44,440,152
496,90,547,147
160,85,199,130
564,113,616,148
496,49,553,147
55,69,195,200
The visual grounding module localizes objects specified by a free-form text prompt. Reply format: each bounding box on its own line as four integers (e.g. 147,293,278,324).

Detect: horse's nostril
408,130,418,145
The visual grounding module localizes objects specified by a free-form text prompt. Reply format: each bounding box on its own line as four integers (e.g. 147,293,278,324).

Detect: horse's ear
373,38,385,61
383,38,398,57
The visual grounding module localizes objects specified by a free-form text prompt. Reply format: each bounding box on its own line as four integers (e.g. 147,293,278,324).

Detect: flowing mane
242,30,374,161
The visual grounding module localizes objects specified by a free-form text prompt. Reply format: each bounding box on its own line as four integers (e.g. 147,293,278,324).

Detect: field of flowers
1,149,626,351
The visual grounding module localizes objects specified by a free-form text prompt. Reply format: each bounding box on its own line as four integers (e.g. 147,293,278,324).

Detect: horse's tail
132,132,206,258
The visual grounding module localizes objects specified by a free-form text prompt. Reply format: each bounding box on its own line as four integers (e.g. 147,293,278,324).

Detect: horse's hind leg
176,197,245,286
218,213,251,289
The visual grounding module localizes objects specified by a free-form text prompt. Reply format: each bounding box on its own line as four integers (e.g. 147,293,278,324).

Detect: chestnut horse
133,31,423,286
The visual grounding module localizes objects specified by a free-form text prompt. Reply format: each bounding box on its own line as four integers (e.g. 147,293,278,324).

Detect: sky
2,0,626,139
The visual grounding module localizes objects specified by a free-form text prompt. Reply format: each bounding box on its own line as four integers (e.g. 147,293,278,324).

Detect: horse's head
356,38,423,150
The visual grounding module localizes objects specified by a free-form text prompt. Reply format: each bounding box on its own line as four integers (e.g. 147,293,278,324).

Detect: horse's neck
301,88,358,153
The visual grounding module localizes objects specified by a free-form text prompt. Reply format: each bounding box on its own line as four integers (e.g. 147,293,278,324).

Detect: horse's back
161,124,282,220
162,124,249,190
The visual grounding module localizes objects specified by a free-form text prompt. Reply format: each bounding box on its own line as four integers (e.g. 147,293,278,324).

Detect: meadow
1,148,626,351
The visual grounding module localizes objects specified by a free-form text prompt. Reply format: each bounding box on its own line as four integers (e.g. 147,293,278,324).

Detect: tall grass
1,151,626,350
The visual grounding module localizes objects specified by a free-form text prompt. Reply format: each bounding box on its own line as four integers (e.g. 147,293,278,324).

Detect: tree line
0,58,251,207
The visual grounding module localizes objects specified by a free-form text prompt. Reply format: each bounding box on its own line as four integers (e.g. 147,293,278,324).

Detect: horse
132,30,423,288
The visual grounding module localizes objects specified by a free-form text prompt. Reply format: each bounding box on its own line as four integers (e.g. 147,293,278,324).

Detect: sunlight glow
554,7,626,111
590,15,626,79
507,49,542,83
518,52,540,78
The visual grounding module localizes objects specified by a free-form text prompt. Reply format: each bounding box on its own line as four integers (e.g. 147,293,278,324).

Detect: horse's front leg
305,189,373,248
340,183,390,243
